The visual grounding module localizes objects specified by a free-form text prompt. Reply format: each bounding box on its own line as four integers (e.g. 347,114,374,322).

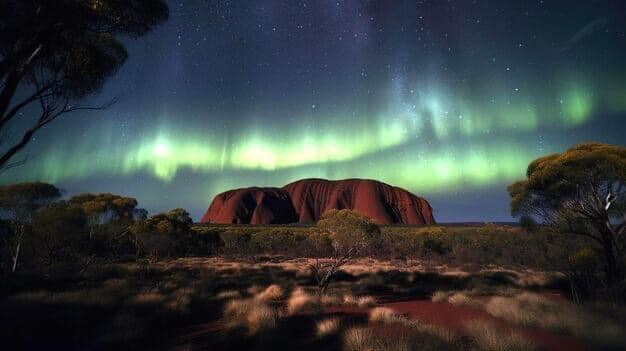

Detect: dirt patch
382,299,591,351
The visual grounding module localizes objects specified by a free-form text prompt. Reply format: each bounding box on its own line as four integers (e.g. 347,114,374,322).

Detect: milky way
2,0,626,221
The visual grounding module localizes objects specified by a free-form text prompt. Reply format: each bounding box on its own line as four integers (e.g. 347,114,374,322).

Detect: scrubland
1,224,624,350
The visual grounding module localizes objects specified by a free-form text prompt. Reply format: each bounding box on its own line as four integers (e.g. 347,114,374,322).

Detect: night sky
2,0,626,222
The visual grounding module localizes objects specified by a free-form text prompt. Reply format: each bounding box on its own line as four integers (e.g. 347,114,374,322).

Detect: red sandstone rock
200,178,435,225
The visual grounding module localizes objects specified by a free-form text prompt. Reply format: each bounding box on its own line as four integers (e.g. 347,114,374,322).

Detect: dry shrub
483,292,626,348
287,288,321,315
254,284,284,303
447,292,472,306
321,293,342,306
343,294,376,307
216,290,241,300
431,290,452,302
223,298,254,320
132,292,165,305
464,320,535,351
357,295,377,307
343,294,359,305
343,324,457,351
316,317,342,338
246,304,279,334
407,320,458,345
343,327,375,351
369,307,406,324
223,298,279,334
165,287,194,312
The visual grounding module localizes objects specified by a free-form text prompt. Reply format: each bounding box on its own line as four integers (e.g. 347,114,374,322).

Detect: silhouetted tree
31,201,88,269
0,182,60,272
0,0,168,169
508,142,626,285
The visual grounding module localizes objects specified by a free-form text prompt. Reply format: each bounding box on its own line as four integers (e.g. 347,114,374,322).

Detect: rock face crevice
200,178,435,225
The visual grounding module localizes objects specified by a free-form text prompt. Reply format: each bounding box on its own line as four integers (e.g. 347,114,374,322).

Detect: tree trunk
600,230,620,286
11,240,21,273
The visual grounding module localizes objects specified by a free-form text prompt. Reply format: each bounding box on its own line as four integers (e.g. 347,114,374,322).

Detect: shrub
219,231,252,254
316,317,342,338
30,202,90,271
369,307,406,323
286,288,321,315
130,208,193,259
464,319,535,351
254,284,284,303
310,210,381,294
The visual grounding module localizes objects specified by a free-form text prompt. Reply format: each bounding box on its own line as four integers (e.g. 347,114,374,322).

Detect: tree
0,0,168,169
309,209,381,295
508,142,626,285
31,201,88,269
129,208,193,260
0,182,60,272
69,192,139,239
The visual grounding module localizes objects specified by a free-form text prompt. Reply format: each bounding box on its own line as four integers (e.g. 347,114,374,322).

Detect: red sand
382,300,591,351
179,297,592,351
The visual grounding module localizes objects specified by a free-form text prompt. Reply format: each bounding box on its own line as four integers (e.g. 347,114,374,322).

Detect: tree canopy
317,209,381,256
69,192,139,223
0,0,168,169
508,142,626,284
0,182,61,219
508,142,626,222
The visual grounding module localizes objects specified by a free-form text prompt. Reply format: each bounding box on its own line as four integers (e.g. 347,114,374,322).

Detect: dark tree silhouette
508,142,626,285
0,0,168,170
0,182,61,272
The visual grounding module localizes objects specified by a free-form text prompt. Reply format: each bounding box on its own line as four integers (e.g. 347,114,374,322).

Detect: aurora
1,0,625,221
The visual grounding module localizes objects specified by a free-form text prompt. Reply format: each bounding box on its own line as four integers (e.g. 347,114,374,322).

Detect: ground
3,255,625,351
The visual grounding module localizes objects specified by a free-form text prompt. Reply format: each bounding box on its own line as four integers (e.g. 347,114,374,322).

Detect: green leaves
317,209,381,256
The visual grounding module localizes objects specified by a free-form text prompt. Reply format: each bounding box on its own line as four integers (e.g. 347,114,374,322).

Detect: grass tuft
316,317,342,338
464,319,535,351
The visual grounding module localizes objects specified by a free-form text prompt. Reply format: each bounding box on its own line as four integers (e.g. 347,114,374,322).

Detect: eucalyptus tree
508,142,626,284
0,0,168,169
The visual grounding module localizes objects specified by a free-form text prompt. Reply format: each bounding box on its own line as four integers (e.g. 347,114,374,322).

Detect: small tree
0,182,60,272
508,142,626,286
31,202,88,270
309,209,381,295
129,208,193,261
69,193,139,239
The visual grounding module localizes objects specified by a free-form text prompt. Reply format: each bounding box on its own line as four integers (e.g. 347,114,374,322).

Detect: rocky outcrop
200,178,435,225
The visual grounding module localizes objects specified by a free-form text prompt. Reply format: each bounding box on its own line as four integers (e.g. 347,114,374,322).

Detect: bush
30,202,90,272
219,230,252,254
130,208,193,259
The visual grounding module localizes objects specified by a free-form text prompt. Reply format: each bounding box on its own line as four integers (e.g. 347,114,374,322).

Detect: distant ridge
200,178,435,225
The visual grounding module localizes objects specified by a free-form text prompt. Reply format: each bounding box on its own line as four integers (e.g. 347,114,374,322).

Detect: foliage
130,208,193,260
0,182,60,273
310,209,381,294
317,209,382,257
508,142,626,287
0,182,61,218
0,0,168,169
69,193,140,224
30,202,89,272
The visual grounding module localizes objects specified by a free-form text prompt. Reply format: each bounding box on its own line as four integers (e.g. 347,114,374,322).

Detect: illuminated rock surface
201,178,435,225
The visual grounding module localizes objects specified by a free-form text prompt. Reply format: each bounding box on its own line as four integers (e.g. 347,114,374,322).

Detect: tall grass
482,292,626,349
464,319,535,351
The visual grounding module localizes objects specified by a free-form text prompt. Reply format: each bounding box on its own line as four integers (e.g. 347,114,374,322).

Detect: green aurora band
5,76,623,199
